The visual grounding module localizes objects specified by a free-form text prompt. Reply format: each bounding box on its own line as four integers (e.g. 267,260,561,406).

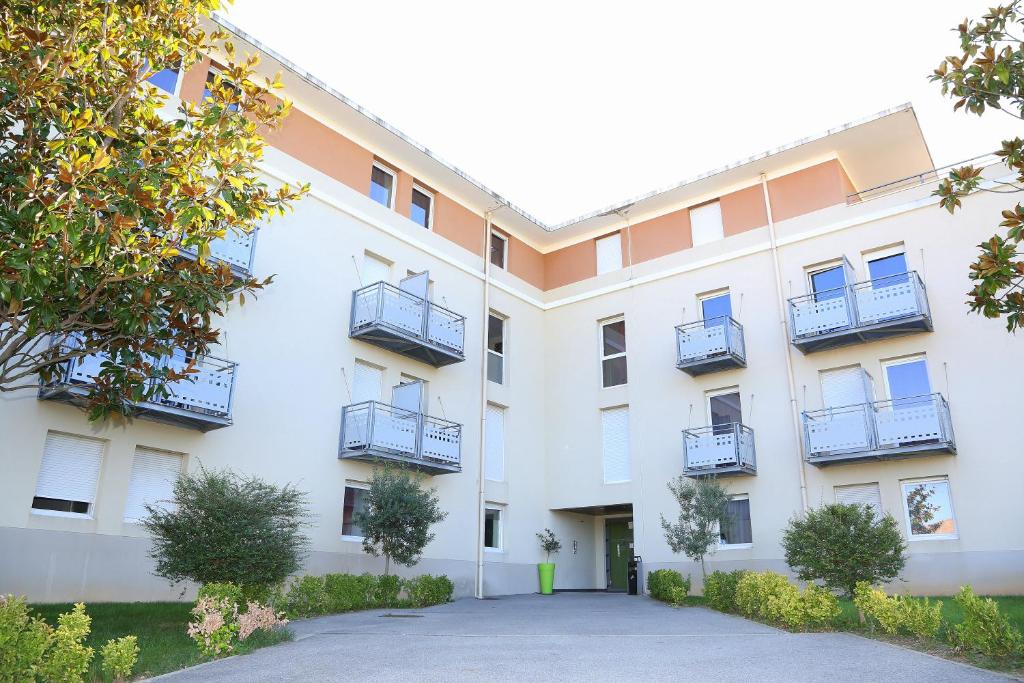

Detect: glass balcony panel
805,404,872,456
208,230,256,272
790,290,852,338
340,401,462,473
853,273,921,325
682,423,755,475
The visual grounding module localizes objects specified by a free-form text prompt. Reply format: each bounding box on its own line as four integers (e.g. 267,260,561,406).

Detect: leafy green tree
354,468,448,575
143,467,311,590
0,0,306,419
931,2,1024,331
659,476,729,579
782,503,907,598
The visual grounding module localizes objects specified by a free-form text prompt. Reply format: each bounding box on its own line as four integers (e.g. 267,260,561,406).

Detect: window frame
370,161,398,210
410,183,434,230
705,386,742,426
718,494,753,549
879,354,931,401
487,312,506,385
341,483,370,541
489,231,508,270
599,316,627,389
484,505,504,552
698,289,732,323
900,476,959,542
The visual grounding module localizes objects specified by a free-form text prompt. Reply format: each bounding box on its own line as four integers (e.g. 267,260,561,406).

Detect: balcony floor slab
339,448,461,475
793,314,932,354
39,383,231,432
350,325,464,368
676,353,746,377
807,441,955,466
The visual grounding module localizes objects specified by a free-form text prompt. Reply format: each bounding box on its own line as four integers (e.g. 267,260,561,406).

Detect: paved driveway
156,592,1010,682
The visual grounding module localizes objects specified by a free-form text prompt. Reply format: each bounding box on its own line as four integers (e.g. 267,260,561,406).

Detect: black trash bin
627,555,642,595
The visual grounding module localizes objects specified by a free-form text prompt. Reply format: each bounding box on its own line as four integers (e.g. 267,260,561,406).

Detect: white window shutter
690,201,724,246
820,366,869,408
835,483,882,517
362,253,391,285
485,404,505,481
124,448,183,522
352,361,383,403
595,234,622,275
602,407,630,483
34,432,104,505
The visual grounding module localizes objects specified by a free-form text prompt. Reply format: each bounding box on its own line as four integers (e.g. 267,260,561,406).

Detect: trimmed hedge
703,570,746,612
648,569,690,604
734,571,839,630
282,573,454,618
853,582,943,639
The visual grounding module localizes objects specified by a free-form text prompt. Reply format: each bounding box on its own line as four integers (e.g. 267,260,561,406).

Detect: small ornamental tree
143,467,311,590
0,0,307,419
354,468,448,575
782,503,907,598
536,528,562,563
659,476,729,579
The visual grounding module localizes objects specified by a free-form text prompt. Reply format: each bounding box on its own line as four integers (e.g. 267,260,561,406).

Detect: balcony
788,272,932,353
339,401,462,474
349,282,466,367
675,317,746,376
683,423,756,477
803,393,955,466
39,349,236,431
178,229,258,280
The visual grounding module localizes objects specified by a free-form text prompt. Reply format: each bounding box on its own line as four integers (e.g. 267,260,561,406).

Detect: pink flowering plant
186,597,239,658
237,602,288,641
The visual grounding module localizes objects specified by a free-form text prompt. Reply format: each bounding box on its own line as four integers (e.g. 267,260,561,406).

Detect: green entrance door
605,519,633,591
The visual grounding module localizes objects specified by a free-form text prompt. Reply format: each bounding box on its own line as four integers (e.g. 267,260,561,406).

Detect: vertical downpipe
760,173,809,510
475,211,494,599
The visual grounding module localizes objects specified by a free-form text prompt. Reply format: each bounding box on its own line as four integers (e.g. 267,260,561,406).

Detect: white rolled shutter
602,407,631,483
596,234,622,275
352,361,383,403
124,447,183,522
835,483,882,517
820,366,870,408
34,432,104,506
485,404,505,481
690,201,724,246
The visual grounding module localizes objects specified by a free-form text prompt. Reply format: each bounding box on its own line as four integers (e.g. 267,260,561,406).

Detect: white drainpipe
475,210,495,599
760,173,809,510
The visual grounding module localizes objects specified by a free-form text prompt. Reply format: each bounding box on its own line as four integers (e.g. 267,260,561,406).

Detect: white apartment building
1,20,1021,601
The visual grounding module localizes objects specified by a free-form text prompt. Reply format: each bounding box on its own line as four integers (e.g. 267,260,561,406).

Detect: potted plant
536,528,562,595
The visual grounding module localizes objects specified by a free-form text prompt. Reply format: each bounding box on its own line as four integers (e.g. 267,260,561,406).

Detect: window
146,58,181,95
720,495,752,546
489,231,508,269
700,291,732,327
835,483,882,518
600,318,627,388
32,432,104,517
601,406,630,483
882,356,932,405
352,360,383,404
202,68,239,112
370,163,396,209
809,262,847,302
342,485,369,538
487,314,505,384
901,477,957,540
484,507,502,550
690,200,724,246
123,447,183,522
595,233,623,275
864,246,909,287
410,185,433,229
708,389,742,434
393,376,426,412
485,404,505,481
819,365,872,408
362,252,391,286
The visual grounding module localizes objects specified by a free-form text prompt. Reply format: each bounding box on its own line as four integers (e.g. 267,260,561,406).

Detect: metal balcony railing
178,228,258,279
803,393,955,465
675,316,746,375
788,271,932,353
682,422,756,477
339,400,462,474
350,281,466,367
39,345,236,431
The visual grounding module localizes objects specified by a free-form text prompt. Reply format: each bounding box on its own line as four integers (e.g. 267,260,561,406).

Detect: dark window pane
342,487,367,536
701,294,732,326
487,315,504,353
720,499,752,544
411,189,431,228
490,233,506,268
370,166,394,207
602,356,627,387
32,497,89,514
484,509,500,548
709,392,742,433
868,253,909,287
811,266,846,301
602,321,626,355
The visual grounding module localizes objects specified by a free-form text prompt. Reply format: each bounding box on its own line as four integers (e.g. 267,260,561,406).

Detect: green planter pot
538,562,556,595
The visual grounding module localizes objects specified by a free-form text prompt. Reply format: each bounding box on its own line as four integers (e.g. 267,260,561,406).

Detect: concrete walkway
156,592,1011,682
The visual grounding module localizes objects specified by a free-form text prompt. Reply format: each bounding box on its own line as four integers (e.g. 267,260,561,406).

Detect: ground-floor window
719,495,752,546
32,431,105,518
342,485,369,538
901,477,957,540
484,507,502,551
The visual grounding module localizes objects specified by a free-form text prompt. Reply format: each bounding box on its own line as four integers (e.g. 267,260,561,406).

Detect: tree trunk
700,556,706,581
384,554,390,576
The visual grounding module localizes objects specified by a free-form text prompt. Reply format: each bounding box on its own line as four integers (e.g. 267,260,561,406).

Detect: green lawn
30,602,291,682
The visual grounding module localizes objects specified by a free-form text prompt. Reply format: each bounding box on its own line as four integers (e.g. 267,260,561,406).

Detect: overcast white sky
221,1,1018,224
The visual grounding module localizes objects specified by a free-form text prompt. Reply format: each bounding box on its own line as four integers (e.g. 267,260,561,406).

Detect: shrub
668,585,690,605
187,597,239,658
648,569,689,603
660,476,729,578
800,584,842,628
37,603,94,682
143,467,311,592
100,635,139,682
237,602,288,641
703,570,746,612
0,594,51,681
953,586,1024,658
405,575,455,608
853,583,942,639
198,582,245,607
783,503,906,598
284,575,329,618
374,574,403,608
324,573,376,613
735,571,838,631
